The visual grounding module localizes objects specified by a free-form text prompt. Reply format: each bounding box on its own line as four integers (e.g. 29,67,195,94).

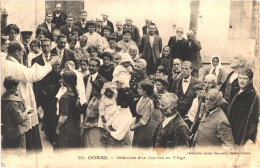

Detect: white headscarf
209,55,222,77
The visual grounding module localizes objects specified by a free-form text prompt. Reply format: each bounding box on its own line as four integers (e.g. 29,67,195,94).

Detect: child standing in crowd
159,46,173,75
112,53,133,88
104,36,117,53
1,76,32,152
55,71,81,149
27,39,41,67
78,56,89,78
98,82,118,128
155,66,168,81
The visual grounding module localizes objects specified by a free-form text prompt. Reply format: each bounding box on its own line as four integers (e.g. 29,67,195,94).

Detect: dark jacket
183,40,203,70
38,22,57,41
51,47,75,69
139,34,162,68
142,26,159,35
220,71,239,104
152,112,190,148
194,107,235,148
228,83,259,145
170,76,200,118
123,24,140,46
74,21,88,35
105,20,114,33
114,31,123,42
159,56,173,75
59,24,81,41
52,11,67,29
168,36,187,60
1,93,30,138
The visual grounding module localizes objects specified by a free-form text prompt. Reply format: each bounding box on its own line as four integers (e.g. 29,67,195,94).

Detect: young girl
104,36,117,54
159,46,173,75
55,71,81,148
1,76,32,151
112,53,133,88
27,39,41,67
98,82,118,128
131,80,156,148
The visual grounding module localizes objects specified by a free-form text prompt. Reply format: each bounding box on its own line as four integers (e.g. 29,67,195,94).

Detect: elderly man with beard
193,89,235,149
152,92,190,148
228,68,259,146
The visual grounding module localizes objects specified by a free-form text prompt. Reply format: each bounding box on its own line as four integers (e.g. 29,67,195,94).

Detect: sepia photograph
0,0,259,167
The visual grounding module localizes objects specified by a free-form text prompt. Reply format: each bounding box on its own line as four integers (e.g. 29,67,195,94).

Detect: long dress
56,92,81,148
132,96,157,148
83,96,106,148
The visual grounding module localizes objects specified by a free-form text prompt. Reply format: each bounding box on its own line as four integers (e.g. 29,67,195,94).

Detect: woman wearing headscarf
201,55,226,88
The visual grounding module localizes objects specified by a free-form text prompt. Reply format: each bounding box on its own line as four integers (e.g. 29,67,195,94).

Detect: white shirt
103,20,108,27
118,30,123,35
46,21,51,32
56,47,64,59
42,53,51,64
1,56,52,127
85,72,98,102
81,21,87,28
149,35,155,47
84,32,103,52
182,76,191,94
162,113,177,128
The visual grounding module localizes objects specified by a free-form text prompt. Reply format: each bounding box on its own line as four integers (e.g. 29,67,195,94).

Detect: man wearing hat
38,11,57,41
52,3,67,29
152,92,190,148
4,24,20,41
123,18,140,46
75,10,88,35
84,20,103,52
21,31,33,66
101,13,114,33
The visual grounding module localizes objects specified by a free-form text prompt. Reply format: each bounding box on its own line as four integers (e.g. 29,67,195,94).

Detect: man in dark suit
31,38,61,144
75,10,88,36
114,20,123,42
59,14,81,41
183,30,203,78
123,18,140,46
220,55,246,104
83,58,107,105
38,11,57,41
170,61,200,122
168,27,186,60
52,3,67,29
152,92,190,148
139,23,162,76
21,31,32,67
142,19,159,35
101,13,114,33
50,34,75,69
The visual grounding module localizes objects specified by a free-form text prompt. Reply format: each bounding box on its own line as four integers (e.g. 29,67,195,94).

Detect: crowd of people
1,3,259,154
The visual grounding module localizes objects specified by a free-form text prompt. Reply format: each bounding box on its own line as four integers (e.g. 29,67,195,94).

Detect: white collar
183,75,191,83
162,113,177,128
7,56,20,64
91,72,98,81
45,21,51,25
